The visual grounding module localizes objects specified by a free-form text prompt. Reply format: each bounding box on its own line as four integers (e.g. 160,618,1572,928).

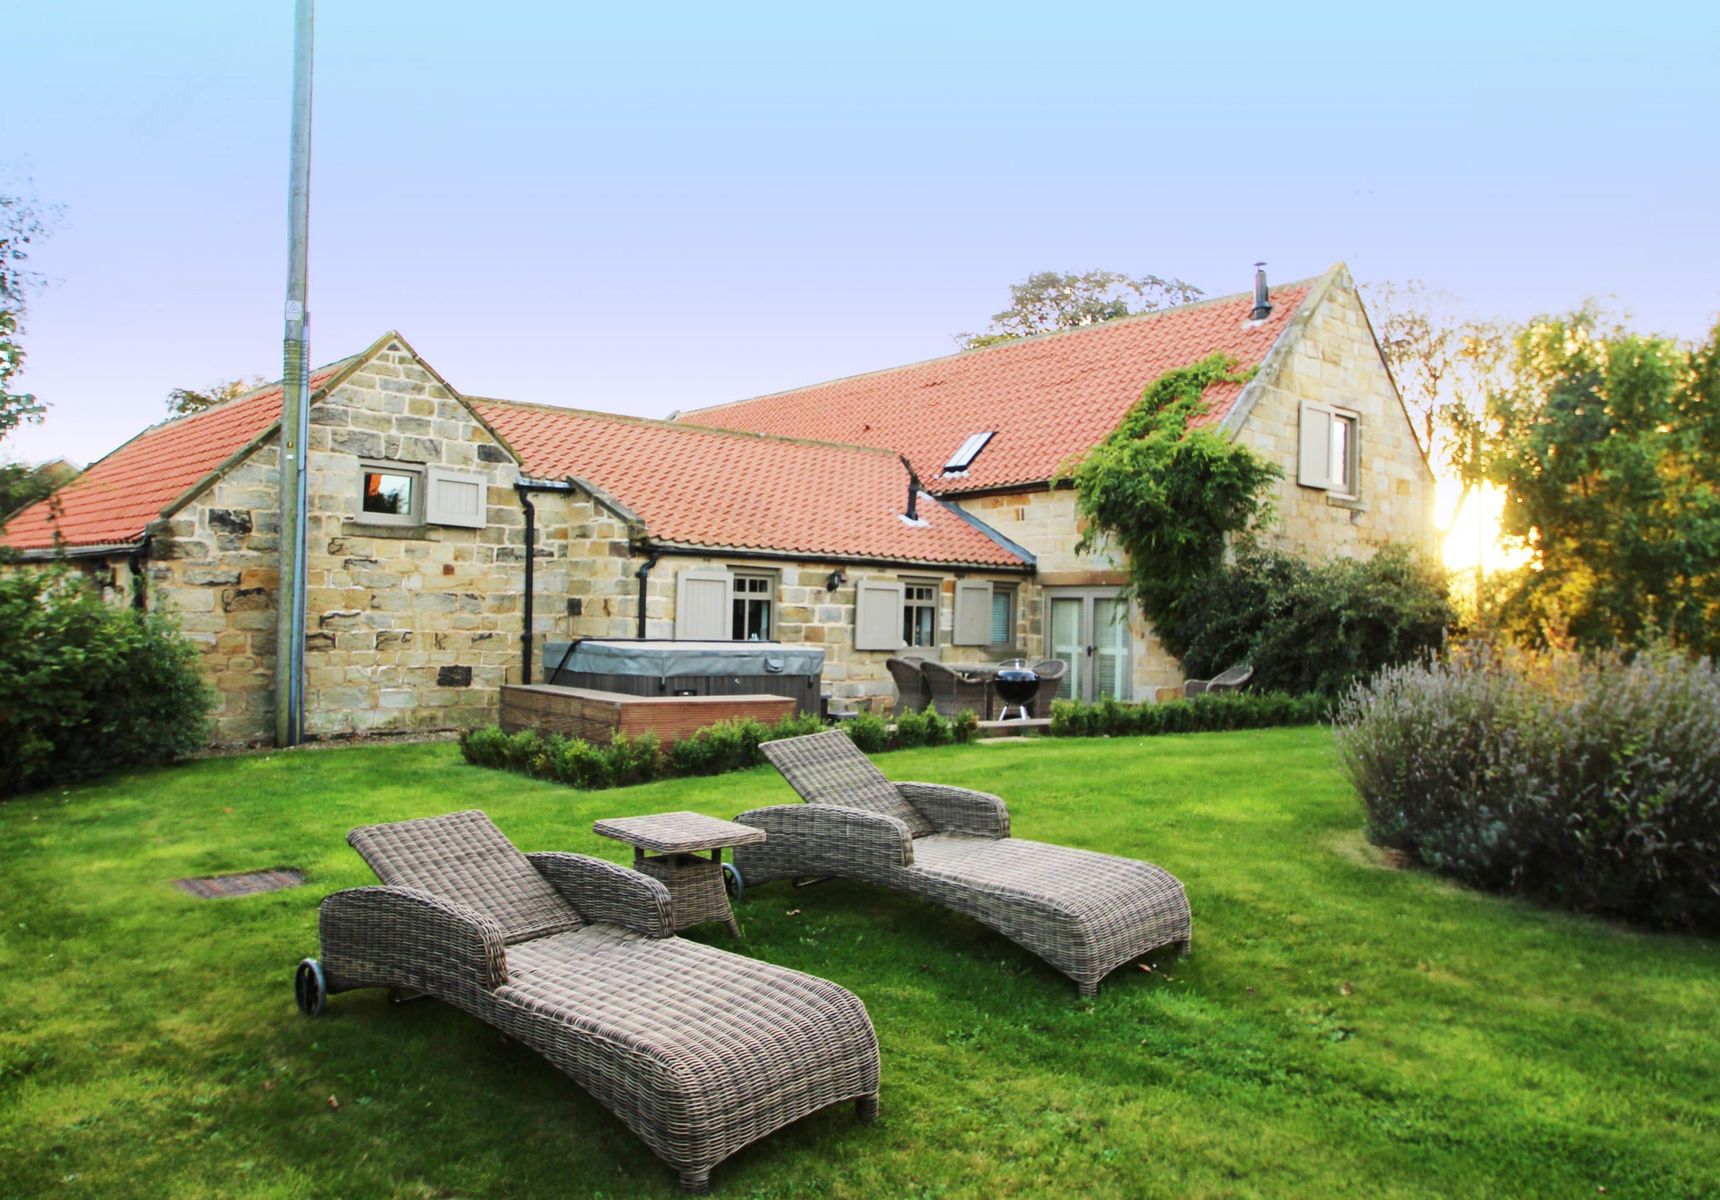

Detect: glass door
1049,596,1086,700
1045,590,1132,702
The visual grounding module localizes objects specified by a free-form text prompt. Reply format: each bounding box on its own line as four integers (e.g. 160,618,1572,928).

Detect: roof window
942,431,994,477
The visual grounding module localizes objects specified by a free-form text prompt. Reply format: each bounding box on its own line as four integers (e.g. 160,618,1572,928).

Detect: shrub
949,709,980,743
1050,691,1326,740
846,712,889,754
0,569,212,794
1178,543,1453,697
1335,642,1720,931
550,736,612,789
893,706,930,749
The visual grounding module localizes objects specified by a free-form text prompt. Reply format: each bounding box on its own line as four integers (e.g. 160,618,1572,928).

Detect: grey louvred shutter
675,568,731,639
854,579,905,651
425,467,488,528
1298,402,1335,488
952,579,992,645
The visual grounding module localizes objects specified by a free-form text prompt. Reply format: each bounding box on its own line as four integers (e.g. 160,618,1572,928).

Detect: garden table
593,811,766,937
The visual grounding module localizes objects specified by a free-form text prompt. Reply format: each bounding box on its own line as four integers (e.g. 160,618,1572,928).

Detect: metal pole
275,0,314,748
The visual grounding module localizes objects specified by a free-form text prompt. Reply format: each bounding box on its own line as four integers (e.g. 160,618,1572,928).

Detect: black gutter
129,534,151,611
634,544,662,638
641,540,1034,574
515,478,575,685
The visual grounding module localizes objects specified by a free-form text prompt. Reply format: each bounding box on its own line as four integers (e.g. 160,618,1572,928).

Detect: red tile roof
682,281,1316,493
0,362,354,552
474,400,1028,568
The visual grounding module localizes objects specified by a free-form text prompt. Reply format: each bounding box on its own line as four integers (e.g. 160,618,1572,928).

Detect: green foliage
1176,543,1453,696
1050,690,1327,738
0,459,71,522
165,376,264,417
1337,642,1720,931
1065,353,1281,659
0,569,212,794
0,187,56,445
462,706,980,791
1472,310,1720,654
845,711,890,754
959,269,1203,350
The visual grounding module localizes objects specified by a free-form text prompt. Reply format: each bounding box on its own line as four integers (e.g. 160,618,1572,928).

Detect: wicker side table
593,811,767,937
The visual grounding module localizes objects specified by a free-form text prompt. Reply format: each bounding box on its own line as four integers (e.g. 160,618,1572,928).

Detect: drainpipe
635,544,661,639
517,483,537,683
514,477,576,685
129,534,151,611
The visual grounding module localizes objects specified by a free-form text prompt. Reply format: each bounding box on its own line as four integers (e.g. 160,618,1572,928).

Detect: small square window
357,463,423,525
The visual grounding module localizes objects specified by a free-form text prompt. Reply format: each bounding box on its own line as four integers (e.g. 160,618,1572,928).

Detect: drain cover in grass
174,868,305,899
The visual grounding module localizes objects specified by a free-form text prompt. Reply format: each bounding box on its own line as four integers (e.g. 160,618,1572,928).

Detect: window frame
355,460,425,527
901,578,940,650
1329,409,1361,499
987,583,1019,654
730,569,777,641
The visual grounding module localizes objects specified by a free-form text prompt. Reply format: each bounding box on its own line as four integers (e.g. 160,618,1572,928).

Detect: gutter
12,540,146,562
514,476,575,685
634,544,662,638
641,540,1033,575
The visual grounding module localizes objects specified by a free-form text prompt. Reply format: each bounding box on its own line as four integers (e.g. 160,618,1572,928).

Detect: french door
1046,590,1132,702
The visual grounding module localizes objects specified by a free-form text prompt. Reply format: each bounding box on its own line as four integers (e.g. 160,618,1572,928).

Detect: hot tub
542,639,825,716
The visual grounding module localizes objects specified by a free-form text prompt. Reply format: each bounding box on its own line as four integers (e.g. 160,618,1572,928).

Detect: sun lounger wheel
295,958,326,1017
722,861,744,902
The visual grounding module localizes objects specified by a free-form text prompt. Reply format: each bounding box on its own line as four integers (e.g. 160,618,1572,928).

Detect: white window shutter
425,467,488,528
854,579,905,651
675,568,731,639
952,579,992,645
1298,402,1335,489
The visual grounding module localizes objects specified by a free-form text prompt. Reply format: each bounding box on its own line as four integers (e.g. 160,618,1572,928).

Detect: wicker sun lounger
293,809,880,1193
732,731,1191,997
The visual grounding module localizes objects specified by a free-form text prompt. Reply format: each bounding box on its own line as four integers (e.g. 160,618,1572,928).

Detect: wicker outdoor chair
732,732,1191,997
921,660,991,718
885,656,931,716
293,809,880,1194
1182,663,1253,698
1028,658,1069,717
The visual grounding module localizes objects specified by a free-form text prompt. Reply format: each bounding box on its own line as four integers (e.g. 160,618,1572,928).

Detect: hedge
460,706,982,791
1050,690,1328,738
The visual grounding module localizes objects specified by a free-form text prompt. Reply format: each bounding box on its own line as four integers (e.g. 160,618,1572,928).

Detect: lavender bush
1335,643,1720,931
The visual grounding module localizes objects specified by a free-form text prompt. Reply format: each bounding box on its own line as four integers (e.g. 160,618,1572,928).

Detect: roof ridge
468,395,908,458
679,273,1326,420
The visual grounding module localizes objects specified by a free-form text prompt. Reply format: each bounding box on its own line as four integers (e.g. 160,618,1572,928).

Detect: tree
1470,307,1720,654
166,376,262,416
959,269,1203,350
0,183,57,445
0,458,76,521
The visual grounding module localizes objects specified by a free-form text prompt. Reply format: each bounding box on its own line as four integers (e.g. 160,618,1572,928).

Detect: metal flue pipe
274,0,315,748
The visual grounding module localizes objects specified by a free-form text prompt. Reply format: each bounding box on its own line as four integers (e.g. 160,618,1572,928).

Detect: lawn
1,728,1716,1199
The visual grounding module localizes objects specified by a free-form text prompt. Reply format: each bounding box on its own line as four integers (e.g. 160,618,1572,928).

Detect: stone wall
543,521,1031,711
145,339,544,744
1234,270,1438,560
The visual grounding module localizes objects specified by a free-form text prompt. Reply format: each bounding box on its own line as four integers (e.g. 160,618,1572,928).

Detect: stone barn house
0,263,1434,742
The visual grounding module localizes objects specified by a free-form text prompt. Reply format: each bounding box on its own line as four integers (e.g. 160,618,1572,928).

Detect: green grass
2,728,1716,1198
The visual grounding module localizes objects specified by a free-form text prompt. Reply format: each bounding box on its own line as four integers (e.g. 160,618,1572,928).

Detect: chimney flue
1251,262,1272,320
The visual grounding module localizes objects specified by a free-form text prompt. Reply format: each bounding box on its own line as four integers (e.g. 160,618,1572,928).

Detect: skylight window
942,431,994,475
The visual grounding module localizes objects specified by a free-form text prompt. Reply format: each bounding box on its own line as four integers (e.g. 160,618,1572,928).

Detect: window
1297,403,1361,497
942,431,995,477
358,462,422,525
902,581,938,648
732,572,774,640
1330,412,1358,496
989,585,1016,650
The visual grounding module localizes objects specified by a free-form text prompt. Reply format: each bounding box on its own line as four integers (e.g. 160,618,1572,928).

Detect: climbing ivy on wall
1065,352,1280,660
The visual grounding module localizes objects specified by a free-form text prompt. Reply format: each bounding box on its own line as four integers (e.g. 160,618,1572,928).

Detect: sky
7,0,1720,469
